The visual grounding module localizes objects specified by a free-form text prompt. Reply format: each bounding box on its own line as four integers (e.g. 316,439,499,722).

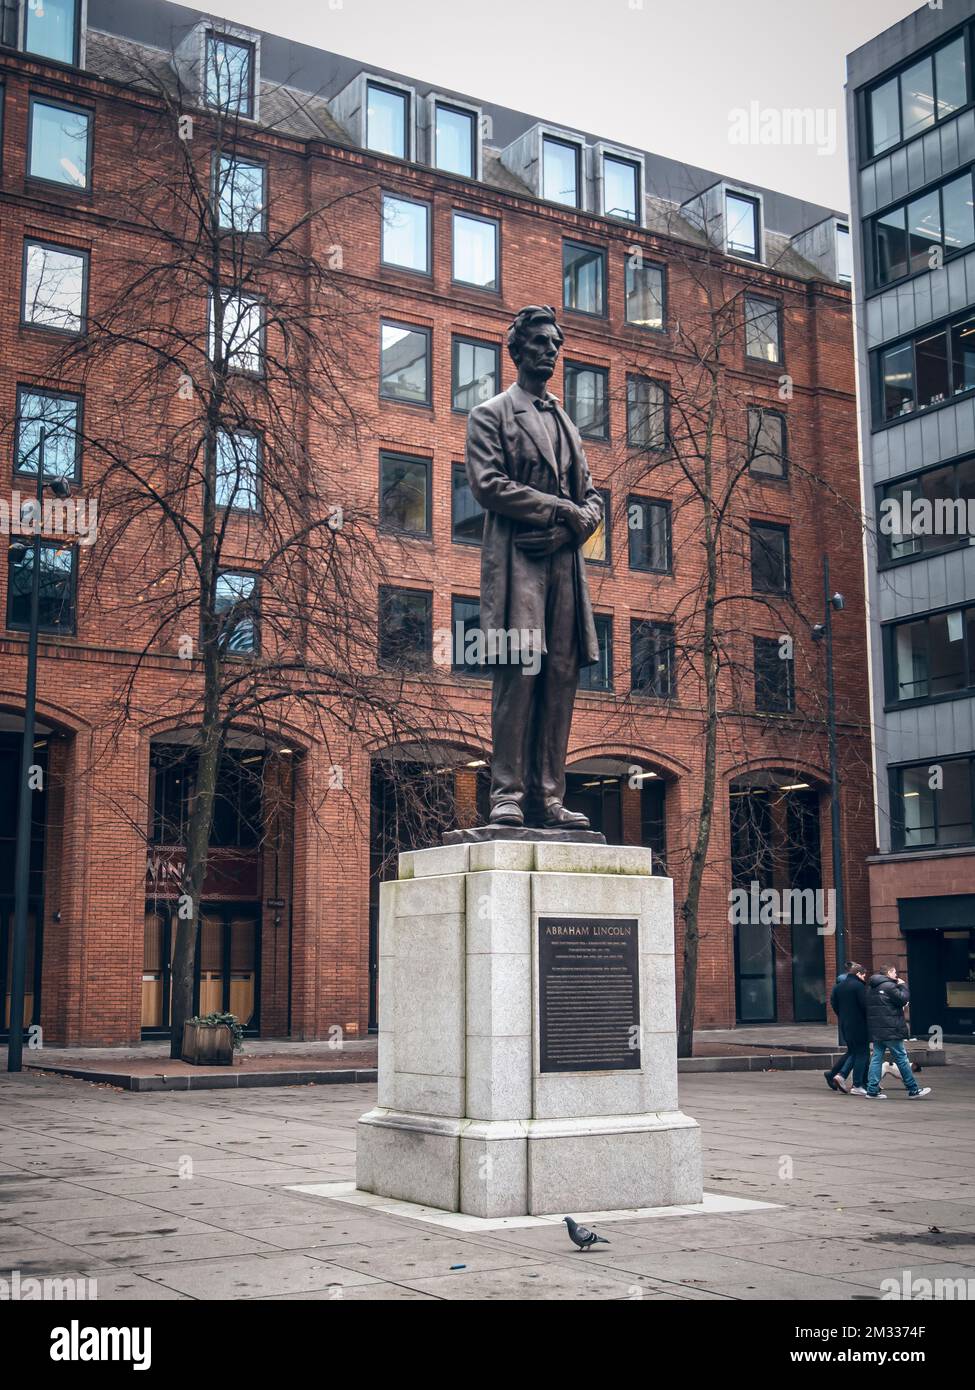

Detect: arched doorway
565,756,667,869
0,715,51,1038
729,770,827,1024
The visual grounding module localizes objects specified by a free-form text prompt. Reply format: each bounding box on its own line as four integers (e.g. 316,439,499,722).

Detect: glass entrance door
0,900,43,1035
142,902,260,1034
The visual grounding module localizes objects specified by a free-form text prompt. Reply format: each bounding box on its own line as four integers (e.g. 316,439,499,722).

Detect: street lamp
6,425,72,1073
812,554,846,1039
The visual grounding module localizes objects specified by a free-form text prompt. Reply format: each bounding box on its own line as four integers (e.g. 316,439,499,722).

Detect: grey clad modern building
848,1,975,1037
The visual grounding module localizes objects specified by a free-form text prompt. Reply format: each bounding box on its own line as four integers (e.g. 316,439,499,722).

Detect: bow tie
534,397,559,413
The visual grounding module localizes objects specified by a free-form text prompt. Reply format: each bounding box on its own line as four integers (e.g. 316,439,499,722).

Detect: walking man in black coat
824,962,869,1094
863,966,932,1100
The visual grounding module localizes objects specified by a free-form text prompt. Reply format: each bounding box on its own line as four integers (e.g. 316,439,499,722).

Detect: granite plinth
443,825,606,845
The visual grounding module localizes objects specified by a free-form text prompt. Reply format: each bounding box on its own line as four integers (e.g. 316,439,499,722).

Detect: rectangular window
379,586,431,668
836,224,852,284
381,193,429,273
579,614,613,691
582,488,610,565
626,376,668,450
452,337,499,412
452,596,487,676
23,240,87,334
452,212,498,290
726,191,760,259
879,457,975,563
564,361,608,440
625,256,665,330
886,607,971,703
603,154,639,222
28,97,90,188
563,241,605,316
24,0,78,65
7,541,76,633
631,620,675,699
750,521,790,594
867,35,968,159
542,135,580,207
209,291,263,374
435,103,475,177
215,571,257,653
893,756,974,850
15,386,81,481
380,321,430,405
2,2,19,48
451,462,484,544
871,172,975,289
880,339,916,419
875,309,975,422
744,295,781,363
366,82,409,159
754,636,794,713
215,430,260,511
748,407,787,479
217,156,266,234
627,496,671,573
205,34,255,118
379,451,430,536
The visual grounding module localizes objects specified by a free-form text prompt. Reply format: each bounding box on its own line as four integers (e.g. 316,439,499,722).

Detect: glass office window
747,408,787,479
379,452,430,535
28,98,90,188
627,377,667,450
870,75,901,156
625,257,665,330
901,55,937,143
217,156,266,233
215,431,260,511
452,338,498,412
564,363,608,440
563,241,605,315
15,387,81,480
215,572,257,652
452,213,498,290
632,620,675,698
23,242,87,333
542,135,580,207
210,292,263,373
582,489,610,565
603,155,638,221
836,224,852,283
451,596,487,675
205,34,254,117
451,463,484,544
435,103,475,177
381,194,429,272
627,497,670,573
366,83,408,158
579,614,613,691
726,192,759,258
744,295,781,362
750,522,790,594
24,0,78,65
7,542,75,632
380,322,430,404
754,636,794,713
379,586,431,668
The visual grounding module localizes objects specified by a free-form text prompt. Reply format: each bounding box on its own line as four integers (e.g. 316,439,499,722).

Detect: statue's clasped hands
514,500,588,557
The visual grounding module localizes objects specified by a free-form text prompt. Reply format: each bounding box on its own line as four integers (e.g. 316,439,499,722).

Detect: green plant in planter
187,1012,244,1052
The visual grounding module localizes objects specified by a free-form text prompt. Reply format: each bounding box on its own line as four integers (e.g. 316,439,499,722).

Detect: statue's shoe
541,801,590,829
489,802,524,826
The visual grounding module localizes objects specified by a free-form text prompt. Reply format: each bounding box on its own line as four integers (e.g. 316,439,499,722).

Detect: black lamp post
812,554,846,1039
6,428,71,1072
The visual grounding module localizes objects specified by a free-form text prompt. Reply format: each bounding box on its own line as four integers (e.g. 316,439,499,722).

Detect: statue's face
519,320,561,380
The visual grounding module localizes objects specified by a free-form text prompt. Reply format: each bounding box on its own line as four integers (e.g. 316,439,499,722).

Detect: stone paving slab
0,1055,972,1301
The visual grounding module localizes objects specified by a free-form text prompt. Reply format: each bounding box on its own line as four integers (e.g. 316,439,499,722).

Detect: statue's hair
507,305,564,365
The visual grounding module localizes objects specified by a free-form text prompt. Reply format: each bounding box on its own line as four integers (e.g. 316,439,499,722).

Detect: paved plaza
1,1051,973,1301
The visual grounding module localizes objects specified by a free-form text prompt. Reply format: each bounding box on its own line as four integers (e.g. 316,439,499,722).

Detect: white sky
201,0,923,210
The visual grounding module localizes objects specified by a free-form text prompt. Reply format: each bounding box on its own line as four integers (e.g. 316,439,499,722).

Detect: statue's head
507,305,564,381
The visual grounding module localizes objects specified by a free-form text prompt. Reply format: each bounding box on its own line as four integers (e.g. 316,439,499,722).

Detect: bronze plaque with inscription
538,917,641,1073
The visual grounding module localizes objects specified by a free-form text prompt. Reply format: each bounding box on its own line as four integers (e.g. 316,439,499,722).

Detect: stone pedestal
356,840,703,1217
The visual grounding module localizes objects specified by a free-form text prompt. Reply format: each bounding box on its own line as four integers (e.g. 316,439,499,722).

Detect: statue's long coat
465,382,604,667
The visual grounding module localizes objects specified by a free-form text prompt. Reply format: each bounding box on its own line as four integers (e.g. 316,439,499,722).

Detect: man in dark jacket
824,963,869,1094
863,966,932,1099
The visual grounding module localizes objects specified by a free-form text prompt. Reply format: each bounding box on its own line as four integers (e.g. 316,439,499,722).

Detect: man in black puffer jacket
863,967,931,1100
825,963,869,1093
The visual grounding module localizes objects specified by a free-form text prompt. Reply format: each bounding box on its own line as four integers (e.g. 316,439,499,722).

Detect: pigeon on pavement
564,1216,610,1251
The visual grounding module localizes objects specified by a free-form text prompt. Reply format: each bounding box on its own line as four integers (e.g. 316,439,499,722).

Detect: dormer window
543,135,582,208
367,81,410,159
23,0,80,67
726,191,760,260
836,222,852,284
205,32,256,118
603,153,639,222
435,101,476,178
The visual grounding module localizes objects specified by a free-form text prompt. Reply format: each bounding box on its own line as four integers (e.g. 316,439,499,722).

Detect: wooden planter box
181,1021,236,1066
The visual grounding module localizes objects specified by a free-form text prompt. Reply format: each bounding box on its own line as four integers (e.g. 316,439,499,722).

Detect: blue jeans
867,1040,919,1096
833,1042,869,1089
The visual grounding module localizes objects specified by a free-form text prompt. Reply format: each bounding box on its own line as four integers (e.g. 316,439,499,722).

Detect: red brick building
0,0,873,1045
